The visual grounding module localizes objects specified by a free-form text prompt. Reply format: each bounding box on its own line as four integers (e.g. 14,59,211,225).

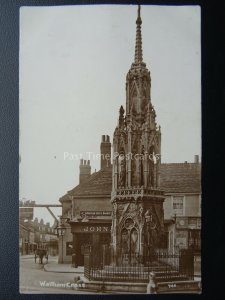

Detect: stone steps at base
91,270,190,282
156,275,190,283
83,279,200,294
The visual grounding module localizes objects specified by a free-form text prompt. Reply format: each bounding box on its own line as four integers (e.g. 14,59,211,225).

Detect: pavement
20,254,36,259
29,254,85,273
44,261,84,274
20,254,84,273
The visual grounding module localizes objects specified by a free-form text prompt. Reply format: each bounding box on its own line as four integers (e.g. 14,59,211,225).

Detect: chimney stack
194,155,199,163
79,159,91,184
100,135,111,169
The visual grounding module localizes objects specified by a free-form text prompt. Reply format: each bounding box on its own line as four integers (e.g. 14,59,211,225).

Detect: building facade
19,217,58,256
161,159,201,254
59,136,112,265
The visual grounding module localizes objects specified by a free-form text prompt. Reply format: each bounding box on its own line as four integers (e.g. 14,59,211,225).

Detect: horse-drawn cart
35,243,48,264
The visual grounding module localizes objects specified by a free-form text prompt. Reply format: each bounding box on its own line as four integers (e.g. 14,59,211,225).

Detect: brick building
19,218,58,256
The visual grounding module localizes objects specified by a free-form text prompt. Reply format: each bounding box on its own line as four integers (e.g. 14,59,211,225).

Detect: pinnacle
134,5,143,64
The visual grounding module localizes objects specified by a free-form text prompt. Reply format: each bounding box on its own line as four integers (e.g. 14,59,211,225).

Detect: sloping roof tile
160,163,201,193
59,163,201,202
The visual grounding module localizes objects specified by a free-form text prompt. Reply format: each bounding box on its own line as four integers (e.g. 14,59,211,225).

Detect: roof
59,163,201,202
160,163,201,194
59,167,112,202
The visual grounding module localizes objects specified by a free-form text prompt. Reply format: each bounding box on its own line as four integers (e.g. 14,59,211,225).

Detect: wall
163,195,172,219
163,193,201,219
62,200,72,218
185,194,201,216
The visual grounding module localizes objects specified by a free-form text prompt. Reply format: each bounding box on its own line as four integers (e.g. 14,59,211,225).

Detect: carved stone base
110,188,165,266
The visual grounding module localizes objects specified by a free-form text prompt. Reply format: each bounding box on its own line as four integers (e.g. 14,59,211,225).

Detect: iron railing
84,249,194,283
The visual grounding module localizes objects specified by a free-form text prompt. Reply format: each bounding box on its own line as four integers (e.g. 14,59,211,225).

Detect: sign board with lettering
80,211,112,218
71,224,111,233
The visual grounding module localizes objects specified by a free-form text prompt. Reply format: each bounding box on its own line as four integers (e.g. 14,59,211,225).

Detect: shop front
69,220,111,266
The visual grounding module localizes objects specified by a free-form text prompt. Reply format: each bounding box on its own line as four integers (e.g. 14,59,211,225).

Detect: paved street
20,255,93,294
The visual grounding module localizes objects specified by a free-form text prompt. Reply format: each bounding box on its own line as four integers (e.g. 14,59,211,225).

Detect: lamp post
57,221,66,264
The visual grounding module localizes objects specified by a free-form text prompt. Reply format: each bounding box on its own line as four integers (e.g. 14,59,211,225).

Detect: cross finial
137,5,141,23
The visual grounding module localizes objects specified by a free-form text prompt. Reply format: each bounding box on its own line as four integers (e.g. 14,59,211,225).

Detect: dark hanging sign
20,207,34,219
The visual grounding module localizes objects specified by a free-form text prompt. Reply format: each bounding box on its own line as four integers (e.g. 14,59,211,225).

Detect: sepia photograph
19,4,201,294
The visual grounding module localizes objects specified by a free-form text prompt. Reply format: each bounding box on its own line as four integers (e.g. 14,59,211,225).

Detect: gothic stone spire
135,5,143,64
111,4,164,265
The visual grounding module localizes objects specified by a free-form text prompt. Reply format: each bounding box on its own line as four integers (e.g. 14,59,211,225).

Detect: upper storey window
172,196,184,216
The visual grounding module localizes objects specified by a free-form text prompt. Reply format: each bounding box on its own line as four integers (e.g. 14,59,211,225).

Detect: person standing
146,272,158,294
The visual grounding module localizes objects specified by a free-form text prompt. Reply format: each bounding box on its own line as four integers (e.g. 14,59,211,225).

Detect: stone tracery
111,5,165,265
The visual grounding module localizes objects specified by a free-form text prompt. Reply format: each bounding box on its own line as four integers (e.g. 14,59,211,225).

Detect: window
172,196,184,216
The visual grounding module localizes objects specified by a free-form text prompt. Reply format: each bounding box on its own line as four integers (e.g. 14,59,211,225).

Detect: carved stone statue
119,155,126,187
119,105,125,117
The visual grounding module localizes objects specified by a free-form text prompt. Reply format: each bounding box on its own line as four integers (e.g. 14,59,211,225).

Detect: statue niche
148,146,155,187
130,228,139,254
118,151,126,187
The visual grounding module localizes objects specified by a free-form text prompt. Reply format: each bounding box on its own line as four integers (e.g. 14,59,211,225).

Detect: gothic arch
119,216,140,255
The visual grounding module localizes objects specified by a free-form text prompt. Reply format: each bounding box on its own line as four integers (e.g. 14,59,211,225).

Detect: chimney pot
79,159,91,184
100,134,111,169
194,155,199,163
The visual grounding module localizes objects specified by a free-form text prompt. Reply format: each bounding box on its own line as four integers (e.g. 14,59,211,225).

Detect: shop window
172,196,184,216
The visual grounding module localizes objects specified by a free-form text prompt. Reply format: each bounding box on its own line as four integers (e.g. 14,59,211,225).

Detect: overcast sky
19,5,201,225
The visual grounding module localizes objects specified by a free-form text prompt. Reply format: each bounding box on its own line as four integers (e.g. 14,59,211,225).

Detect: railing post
84,248,91,281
